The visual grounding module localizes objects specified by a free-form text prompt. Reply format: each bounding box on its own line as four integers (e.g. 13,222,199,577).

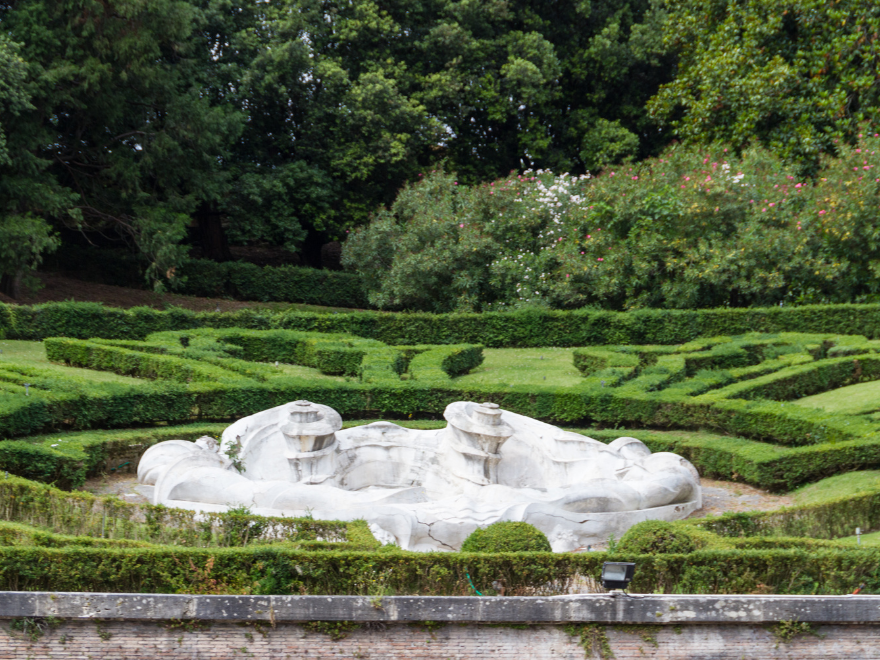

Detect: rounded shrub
460,521,552,553
615,520,701,555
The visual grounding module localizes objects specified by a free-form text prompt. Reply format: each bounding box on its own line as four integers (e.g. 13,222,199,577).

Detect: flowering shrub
343,133,880,311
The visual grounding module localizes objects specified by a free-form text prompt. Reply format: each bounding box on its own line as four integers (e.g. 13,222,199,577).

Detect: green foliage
14,299,880,346
565,624,614,660
461,522,552,553
769,620,823,644
649,0,880,172
301,621,361,641
9,616,62,642
0,473,378,550
0,215,59,297
9,327,880,495
0,544,878,595
346,138,880,311
179,260,367,308
0,0,242,289
615,520,701,555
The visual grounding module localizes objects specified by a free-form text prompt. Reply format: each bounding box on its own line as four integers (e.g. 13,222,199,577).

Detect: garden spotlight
601,562,636,591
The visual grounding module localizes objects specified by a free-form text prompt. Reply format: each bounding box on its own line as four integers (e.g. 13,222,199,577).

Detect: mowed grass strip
0,340,142,384
453,347,582,389
794,380,880,415
790,470,880,505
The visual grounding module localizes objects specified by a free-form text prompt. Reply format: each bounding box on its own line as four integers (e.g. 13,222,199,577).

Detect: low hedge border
0,474,378,550
682,486,880,542
0,545,876,595
11,300,880,346
44,246,369,308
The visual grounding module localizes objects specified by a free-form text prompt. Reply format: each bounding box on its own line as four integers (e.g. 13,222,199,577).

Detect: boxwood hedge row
45,246,369,308
0,474,378,550
6,331,880,491
0,544,876,595
10,300,880,346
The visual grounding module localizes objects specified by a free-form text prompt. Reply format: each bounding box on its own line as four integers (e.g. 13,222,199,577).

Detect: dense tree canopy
0,0,674,289
2,0,880,304
649,0,880,172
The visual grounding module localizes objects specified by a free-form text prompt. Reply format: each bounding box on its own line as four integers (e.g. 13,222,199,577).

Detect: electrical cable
465,572,483,596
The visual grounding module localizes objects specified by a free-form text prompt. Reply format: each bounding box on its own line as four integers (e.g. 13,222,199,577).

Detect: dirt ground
0,272,347,312
686,478,792,518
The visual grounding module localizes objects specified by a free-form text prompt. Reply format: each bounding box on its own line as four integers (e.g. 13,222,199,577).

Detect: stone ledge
1,592,880,624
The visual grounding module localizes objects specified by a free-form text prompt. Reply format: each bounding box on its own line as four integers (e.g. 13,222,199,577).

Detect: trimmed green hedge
460,522,552,553
0,424,226,489
12,300,880,346
44,246,369,308
0,474,378,550
7,331,880,492
685,484,880,542
178,260,367,308
0,545,877,595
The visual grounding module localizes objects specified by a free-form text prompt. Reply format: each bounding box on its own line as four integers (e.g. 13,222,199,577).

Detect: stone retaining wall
2,593,880,659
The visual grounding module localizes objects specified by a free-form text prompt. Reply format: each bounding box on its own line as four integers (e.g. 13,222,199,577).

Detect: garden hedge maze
5,303,880,596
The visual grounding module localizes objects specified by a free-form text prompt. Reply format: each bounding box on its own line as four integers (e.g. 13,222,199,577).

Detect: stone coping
1,593,880,624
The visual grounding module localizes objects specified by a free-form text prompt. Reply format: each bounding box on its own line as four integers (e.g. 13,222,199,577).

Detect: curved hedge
6,330,880,492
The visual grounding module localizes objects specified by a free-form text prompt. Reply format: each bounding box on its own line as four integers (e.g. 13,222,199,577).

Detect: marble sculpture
138,400,702,551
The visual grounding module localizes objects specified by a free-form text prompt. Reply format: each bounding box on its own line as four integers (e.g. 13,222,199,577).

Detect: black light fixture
601,562,636,591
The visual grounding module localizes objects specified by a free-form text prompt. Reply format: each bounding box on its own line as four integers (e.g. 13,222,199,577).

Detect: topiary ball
460,521,552,553
615,520,699,555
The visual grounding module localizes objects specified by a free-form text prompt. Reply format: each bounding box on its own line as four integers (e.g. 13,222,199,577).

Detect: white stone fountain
138,401,701,551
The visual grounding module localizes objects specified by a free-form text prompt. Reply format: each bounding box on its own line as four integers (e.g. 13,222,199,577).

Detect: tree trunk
0,271,24,299
196,204,231,262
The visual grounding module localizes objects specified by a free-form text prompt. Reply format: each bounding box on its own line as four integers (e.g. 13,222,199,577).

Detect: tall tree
648,0,880,171
214,0,674,256
0,0,242,285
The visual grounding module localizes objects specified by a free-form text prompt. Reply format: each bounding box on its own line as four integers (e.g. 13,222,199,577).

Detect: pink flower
453,182,458,185
762,208,767,212
558,237,563,242
459,223,465,227
684,176,690,181
632,176,638,180
566,274,570,278
769,203,775,207
489,191,494,195
818,210,826,215
597,258,604,262
587,235,591,239
580,251,584,254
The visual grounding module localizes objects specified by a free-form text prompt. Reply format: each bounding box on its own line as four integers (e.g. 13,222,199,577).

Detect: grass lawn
453,347,582,389
0,340,142,384
793,379,880,415
833,530,880,546
790,470,880,505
